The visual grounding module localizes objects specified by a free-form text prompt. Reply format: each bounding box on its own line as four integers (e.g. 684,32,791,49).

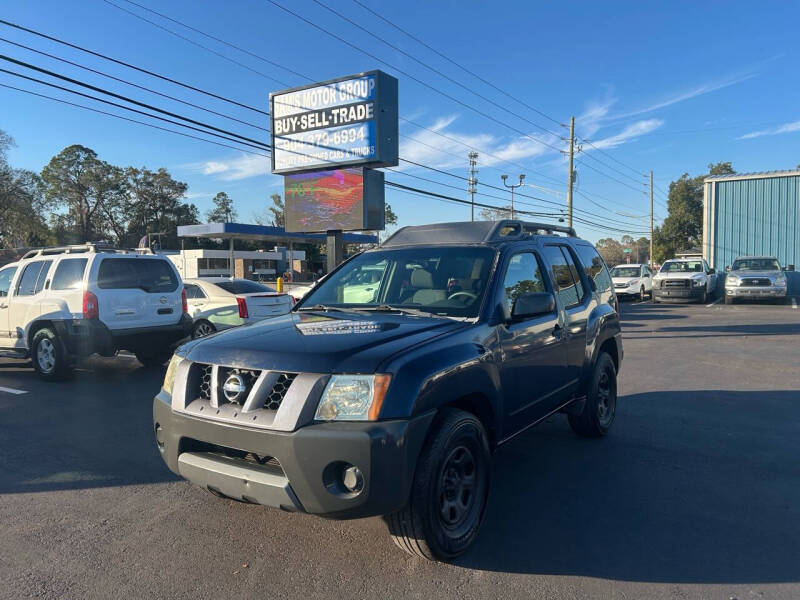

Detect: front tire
725,295,735,305
639,286,646,302
568,352,617,437
31,328,73,381
385,408,491,561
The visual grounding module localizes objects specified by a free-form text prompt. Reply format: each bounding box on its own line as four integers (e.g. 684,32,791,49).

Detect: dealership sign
270,70,398,175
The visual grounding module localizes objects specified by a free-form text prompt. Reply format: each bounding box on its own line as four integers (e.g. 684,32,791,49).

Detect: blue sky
2,0,799,243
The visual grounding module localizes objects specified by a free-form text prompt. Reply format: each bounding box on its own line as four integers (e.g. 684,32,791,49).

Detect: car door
641,265,652,292
540,244,590,393
497,250,568,436
8,260,52,349
0,265,19,349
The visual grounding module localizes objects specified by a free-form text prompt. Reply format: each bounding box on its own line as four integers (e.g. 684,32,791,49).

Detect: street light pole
501,174,525,219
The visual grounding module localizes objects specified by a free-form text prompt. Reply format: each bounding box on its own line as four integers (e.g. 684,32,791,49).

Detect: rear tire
568,352,617,437
385,408,491,561
135,348,173,367
192,320,216,339
31,328,73,381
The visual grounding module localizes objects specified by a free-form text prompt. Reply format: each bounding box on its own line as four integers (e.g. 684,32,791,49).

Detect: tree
0,131,52,249
479,204,511,221
653,162,735,263
268,193,284,227
206,191,237,223
124,167,198,248
384,202,398,227
40,145,127,243
595,237,626,267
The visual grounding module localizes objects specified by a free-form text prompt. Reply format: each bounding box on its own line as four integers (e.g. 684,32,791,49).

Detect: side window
541,246,584,308
51,258,88,290
501,252,546,313
574,244,612,293
16,261,46,296
184,284,206,299
33,261,53,294
0,267,17,297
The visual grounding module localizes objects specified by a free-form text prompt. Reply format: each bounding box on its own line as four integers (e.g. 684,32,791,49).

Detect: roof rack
20,243,153,260
486,220,577,241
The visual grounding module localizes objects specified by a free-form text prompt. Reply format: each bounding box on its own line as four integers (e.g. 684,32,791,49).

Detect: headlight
315,374,391,421
652,278,662,288
773,274,787,286
726,274,739,286
161,354,182,395
691,275,705,287
628,279,639,286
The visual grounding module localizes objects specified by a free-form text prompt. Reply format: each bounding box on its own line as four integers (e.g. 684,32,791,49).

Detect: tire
568,352,617,437
192,320,216,339
135,348,173,367
639,286,646,302
31,327,73,381
699,290,707,304
725,295,735,305
385,408,491,561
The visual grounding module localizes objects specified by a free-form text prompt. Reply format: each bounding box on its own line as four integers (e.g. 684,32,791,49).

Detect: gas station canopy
177,222,378,245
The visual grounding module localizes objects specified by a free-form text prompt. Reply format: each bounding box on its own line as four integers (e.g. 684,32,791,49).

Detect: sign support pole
327,230,343,273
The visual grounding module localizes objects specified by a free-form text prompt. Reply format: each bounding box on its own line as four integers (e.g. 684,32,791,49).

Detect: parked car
652,258,717,303
183,278,293,339
610,263,653,300
0,244,191,379
287,282,314,302
724,255,792,304
154,220,622,561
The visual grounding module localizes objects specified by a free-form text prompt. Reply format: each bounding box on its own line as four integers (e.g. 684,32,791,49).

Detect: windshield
300,246,496,318
611,266,640,278
214,280,275,294
660,261,703,273
732,258,780,271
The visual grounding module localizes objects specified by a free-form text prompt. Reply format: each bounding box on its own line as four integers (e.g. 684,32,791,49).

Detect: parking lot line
706,297,722,308
793,298,798,310
0,385,27,395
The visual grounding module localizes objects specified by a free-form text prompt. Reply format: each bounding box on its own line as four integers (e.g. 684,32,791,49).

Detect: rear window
98,258,178,292
52,258,88,290
213,280,275,294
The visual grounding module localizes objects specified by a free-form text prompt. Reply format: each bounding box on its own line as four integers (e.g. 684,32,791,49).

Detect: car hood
612,276,639,284
729,270,781,278
181,310,467,373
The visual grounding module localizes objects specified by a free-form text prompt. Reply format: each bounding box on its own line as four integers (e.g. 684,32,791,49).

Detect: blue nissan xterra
154,220,623,560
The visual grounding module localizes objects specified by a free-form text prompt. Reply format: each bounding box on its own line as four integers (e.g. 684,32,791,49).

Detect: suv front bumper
153,395,434,519
725,285,786,298
652,286,705,302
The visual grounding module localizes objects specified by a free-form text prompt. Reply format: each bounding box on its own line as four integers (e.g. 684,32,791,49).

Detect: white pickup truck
652,258,718,304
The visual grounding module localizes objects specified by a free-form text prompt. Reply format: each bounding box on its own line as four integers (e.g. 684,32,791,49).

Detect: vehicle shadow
630,322,800,339
459,389,800,584
0,360,176,494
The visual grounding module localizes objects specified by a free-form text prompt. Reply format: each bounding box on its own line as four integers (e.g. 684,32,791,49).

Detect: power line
0,19,269,115
350,0,565,129
101,0,290,86
0,82,271,157
575,158,649,195
0,66,272,153
0,36,267,132
579,138,648,178
0,54,269,149
263,0,565,154
309,0,563,139
578,146,649,187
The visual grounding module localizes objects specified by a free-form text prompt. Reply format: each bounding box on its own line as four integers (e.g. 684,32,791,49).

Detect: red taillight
236,297,249,319
83,290,99,320
181,287,188,314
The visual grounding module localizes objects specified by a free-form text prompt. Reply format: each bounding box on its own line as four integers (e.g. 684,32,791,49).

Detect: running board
0,349,29,360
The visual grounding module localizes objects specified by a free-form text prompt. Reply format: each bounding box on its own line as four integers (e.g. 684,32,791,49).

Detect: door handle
553,324,563,340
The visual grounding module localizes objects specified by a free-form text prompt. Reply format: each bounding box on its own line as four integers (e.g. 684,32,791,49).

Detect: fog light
342,465,364,493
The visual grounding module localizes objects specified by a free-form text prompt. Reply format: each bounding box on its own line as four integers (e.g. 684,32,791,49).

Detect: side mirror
708,268,715,275
725,266,730,272
786,265,795,272
511,292,556,320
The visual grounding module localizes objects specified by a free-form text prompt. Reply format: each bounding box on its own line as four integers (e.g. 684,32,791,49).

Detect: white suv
0,244,192,380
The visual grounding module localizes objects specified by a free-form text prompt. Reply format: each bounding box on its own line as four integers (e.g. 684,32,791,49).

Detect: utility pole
566,115,575,228
649,170,654,270
501,174,525,219
468,152,479,221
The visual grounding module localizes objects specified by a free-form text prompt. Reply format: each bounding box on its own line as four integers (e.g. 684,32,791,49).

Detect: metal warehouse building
703,169,799,272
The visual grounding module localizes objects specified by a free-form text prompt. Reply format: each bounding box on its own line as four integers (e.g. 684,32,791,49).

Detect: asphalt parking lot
1,300,799,600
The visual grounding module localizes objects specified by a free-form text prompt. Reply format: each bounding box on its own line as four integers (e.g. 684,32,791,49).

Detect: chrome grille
199,364,212,400
664,279,689,288
741,278,770,287
190,363,296,412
